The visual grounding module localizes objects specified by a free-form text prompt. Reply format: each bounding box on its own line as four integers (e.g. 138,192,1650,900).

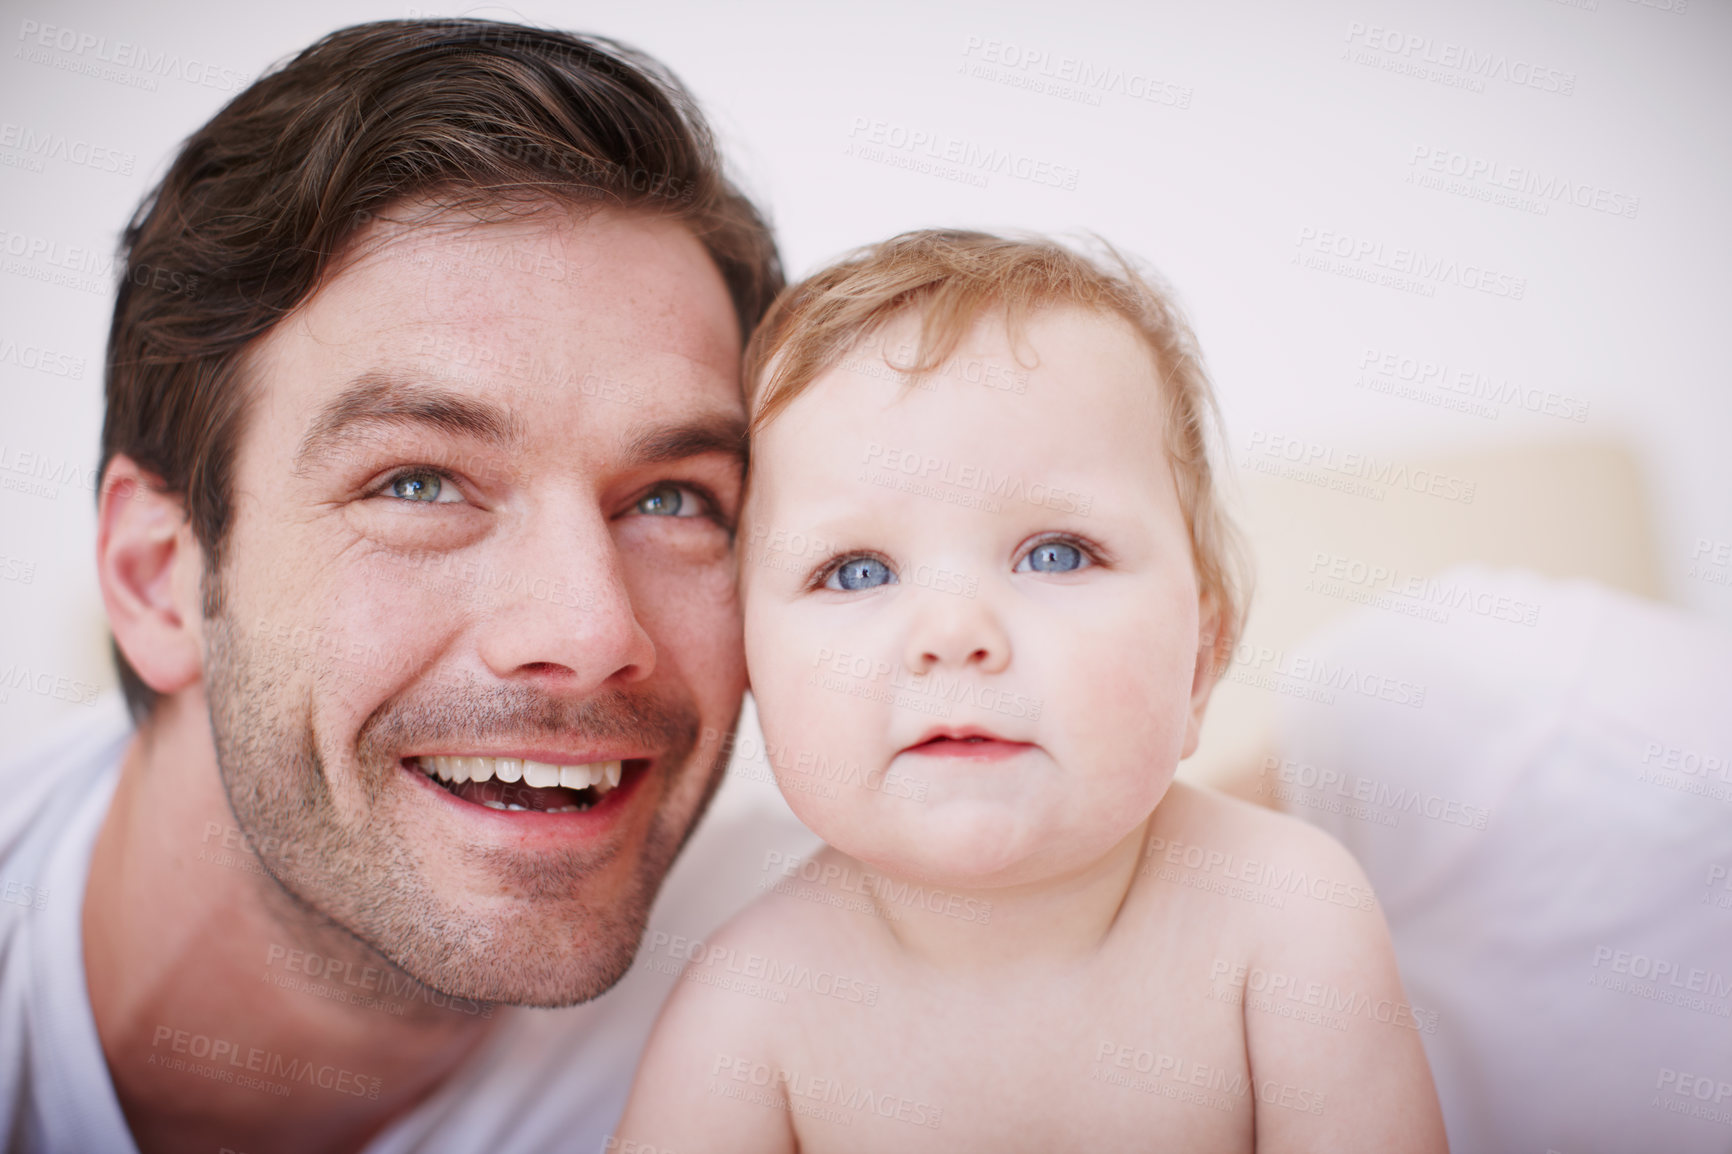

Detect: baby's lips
902,723,1026,751
898,732,1037,760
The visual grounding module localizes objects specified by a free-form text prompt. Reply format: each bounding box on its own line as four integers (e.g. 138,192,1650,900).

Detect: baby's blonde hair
744,228,1252,667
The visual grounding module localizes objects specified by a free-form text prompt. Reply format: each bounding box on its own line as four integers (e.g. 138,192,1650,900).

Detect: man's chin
374,799,680,1006
203,614,727,1010
366,887,655,1009
251,758,708,1010
482,940,645,1011
443,939,645,1011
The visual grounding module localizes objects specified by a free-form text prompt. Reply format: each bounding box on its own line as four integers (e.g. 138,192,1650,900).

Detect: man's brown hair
103,18,783,721
744,229,1250,670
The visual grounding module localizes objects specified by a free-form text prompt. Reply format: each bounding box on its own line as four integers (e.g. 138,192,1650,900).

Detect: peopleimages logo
0,226,110,270
641,930,882,1007
15,19,250,92
859,442,1093,515
0,337,85,380
1208,959,1439,1034
0,122,134,175
1355,347,1590,424
845,117,1081,191
957,35,1193,110
1302,551,1542,627
710,1053,944,1130
703,726,930,803
1216,641,1427,709
1591,946,1732,1002
810,646,1043,721
1259,757,1490,831
1244,430,1478,504
1341,21,1576,96
1293,227,1526,301
149,1025,382,1099
1142,836,1378,912
762,850,993,925
1652,1068,1732,1128
1407,145,1640,220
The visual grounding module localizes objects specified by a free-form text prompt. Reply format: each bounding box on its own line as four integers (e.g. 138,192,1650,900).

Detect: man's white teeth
560,761,623,790
420,756,625,796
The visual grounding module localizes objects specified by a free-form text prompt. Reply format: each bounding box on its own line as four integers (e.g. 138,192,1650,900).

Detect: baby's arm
614,919,799,1154
1241,822,1448,1153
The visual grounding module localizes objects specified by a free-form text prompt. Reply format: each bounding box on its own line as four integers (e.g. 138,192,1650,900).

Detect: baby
617,231,1447,1151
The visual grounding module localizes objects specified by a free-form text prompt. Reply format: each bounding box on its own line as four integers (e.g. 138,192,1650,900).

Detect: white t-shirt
0,695,818,1153
1270,566,1732,1153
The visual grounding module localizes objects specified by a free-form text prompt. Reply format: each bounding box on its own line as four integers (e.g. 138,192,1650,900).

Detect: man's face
204,204,747,1006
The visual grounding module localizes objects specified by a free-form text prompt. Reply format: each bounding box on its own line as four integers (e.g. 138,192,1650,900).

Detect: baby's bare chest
760,943,1255,1152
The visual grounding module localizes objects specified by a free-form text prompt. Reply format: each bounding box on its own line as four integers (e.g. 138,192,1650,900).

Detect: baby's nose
901,599,1011,675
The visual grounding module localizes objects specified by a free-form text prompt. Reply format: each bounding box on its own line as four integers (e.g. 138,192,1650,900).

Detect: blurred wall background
1,0,1727,751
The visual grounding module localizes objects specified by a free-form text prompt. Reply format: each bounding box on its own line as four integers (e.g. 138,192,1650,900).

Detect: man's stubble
200,603,731,1008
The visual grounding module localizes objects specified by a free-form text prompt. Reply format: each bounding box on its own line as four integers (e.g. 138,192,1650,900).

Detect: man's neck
82,690,496,1154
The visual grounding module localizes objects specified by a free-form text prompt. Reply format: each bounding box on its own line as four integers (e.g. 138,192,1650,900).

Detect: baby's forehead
808,305,1166,436
864,300,1157,374
749,305,1174,495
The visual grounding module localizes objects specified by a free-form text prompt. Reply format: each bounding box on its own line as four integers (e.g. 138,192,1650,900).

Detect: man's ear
97,456,206,697
1180,593,1227,761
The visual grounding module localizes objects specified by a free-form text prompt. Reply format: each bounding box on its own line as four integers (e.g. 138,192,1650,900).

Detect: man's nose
472,509,656,689
900,592,1011,676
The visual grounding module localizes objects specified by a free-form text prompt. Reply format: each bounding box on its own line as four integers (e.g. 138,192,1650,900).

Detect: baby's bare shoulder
625,848,881,1107
1136,781,1383,948
1139,786,1447,1151
620,862,844,1152
703,844,892,970
1150,780,1364,872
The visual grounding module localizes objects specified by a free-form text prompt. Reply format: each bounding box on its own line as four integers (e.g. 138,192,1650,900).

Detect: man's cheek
696,558,738,609
234,570,452,733
625,555,744,664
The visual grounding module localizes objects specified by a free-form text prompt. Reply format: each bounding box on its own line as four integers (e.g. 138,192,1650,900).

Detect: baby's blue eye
391,473,444,502
1021,541,1086,573
829,557,896,591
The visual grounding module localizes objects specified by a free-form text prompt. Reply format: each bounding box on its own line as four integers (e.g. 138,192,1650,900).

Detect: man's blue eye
1023,541,1085,573
830,557,896,591
636,485,697,516
391,473,443,502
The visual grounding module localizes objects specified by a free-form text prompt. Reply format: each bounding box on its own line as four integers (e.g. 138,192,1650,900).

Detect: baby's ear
1181,593,1227,760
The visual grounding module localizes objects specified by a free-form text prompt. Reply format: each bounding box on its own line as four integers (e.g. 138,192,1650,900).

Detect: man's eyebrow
623,414,749,470
295,374,524,467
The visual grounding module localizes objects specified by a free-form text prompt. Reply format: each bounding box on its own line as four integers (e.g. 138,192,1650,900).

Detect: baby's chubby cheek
1014,614,1193,812
740,607,1188,887
739,617,910,857
743,609,870,768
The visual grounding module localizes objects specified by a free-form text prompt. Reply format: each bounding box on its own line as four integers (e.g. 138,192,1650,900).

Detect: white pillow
1270,566,1732,1153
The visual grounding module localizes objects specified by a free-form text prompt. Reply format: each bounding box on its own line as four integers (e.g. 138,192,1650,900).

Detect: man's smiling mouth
408,755,641,813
